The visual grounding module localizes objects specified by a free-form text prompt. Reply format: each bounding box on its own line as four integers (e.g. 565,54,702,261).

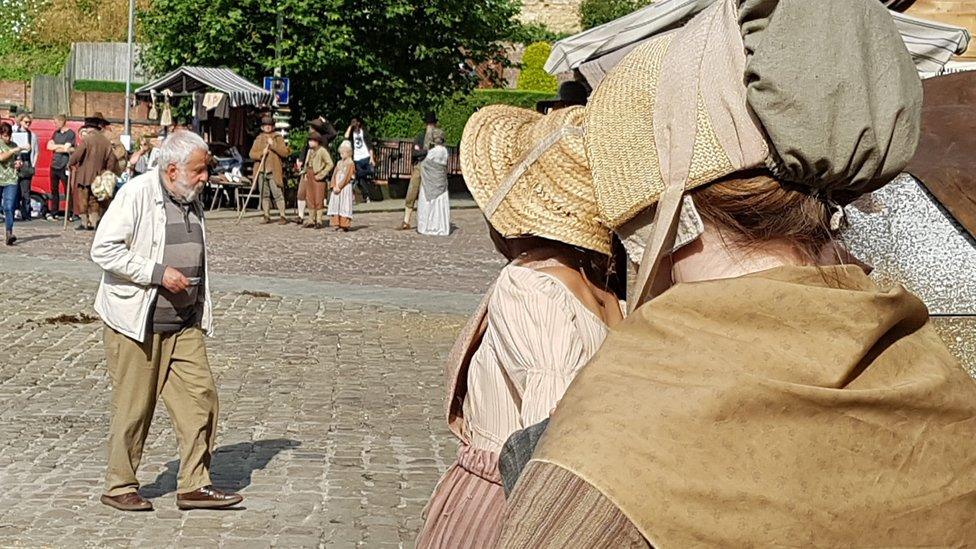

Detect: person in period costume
416,129,451,236
294,117,338,224
68,112,119,230
414,105,624,549
91,131,243,512
249,116,291,225
535,80,589,114
399,112,440,230
327,140,356,231
302,132,334,229
497,0,976,546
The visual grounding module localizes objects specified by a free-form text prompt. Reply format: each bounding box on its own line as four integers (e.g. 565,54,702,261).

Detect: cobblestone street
0,211,502,548
1,209,974,548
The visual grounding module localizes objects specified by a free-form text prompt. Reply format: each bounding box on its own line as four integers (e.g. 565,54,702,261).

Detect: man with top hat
249,115,291,224
398,112,441,230
535,80,589,114
68,112,119,230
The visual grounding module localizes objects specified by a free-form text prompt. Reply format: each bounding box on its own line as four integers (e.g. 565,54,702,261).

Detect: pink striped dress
417,264,612,548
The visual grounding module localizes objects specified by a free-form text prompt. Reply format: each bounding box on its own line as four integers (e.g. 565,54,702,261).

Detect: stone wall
520,0,583,34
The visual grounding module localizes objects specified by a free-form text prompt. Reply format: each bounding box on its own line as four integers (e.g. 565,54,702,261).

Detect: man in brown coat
69,113,119,230
249,116,291,224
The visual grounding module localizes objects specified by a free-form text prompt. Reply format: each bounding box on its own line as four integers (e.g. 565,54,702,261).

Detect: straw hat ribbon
584,0,768,310
461,105,611,255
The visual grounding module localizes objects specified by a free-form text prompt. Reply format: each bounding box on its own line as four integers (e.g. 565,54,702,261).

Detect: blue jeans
2,184,18,233
353,158,374,201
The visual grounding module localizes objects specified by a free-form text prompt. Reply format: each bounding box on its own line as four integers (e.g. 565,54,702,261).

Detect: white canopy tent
546,0,972,87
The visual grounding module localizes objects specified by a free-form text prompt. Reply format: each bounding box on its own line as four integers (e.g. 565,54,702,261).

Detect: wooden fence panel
31,75,69,116
67,42,148,84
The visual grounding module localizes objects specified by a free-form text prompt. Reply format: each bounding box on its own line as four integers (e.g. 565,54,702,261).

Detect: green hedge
370,89,553,145
578,0,654,30
517,42,558,94
74,80,145,93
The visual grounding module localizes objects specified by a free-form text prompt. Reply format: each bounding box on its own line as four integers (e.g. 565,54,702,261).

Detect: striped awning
135,66,272,108
546,0,971,78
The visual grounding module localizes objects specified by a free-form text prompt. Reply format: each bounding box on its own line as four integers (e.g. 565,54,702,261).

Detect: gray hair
156,130,209,169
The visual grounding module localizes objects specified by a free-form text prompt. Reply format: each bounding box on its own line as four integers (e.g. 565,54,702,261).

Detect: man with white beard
90,131,243,512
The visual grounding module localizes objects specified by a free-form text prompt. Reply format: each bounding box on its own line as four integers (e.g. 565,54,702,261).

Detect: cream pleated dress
416,263,616,548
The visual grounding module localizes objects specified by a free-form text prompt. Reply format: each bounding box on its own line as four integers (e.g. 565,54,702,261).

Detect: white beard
172,173,202,203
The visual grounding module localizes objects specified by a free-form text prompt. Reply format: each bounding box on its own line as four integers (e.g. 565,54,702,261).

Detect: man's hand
161,266,190,293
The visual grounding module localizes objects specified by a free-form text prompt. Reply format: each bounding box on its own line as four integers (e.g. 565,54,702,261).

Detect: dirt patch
239,290,273,298
42,313,100,325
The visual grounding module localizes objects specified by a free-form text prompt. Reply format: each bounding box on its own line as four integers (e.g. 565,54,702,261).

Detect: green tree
140,0,521,127
578,0,654,31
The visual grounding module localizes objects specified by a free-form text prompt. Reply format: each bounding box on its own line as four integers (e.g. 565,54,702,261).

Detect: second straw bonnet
461,104,611,255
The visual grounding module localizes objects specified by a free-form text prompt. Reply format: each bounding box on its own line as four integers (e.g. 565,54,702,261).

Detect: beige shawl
533,265,976,546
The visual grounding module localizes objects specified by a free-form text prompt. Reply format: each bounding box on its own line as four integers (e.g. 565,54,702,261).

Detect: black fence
373,139,462,183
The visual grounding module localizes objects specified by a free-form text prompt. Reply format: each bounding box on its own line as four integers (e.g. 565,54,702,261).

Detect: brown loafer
396,222,410,231
176,486,244,510
101,492,153,512
277,218,289,226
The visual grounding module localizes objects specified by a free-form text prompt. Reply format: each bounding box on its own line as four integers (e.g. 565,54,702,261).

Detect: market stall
135,66,272,149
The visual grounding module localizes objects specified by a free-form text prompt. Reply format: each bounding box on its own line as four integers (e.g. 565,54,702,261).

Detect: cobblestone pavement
0,210,501,548
0,209,505,295
1,210,973,548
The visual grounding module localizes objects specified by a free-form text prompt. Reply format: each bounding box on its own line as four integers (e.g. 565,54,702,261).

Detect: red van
2,117,85,214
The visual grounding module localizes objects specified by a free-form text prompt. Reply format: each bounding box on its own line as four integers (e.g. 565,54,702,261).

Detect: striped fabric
461,265,611,453
417,264,615,548
547,0,971,78
135,67,272,108
152,187,205,334
498,461,649,548
416,445,507,549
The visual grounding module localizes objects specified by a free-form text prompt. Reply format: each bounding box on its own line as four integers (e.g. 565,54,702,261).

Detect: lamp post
123,0,135,145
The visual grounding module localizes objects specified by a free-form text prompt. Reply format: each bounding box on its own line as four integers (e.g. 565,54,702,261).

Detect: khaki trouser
259,173,287,219
103,325,218,497
405,166,422,209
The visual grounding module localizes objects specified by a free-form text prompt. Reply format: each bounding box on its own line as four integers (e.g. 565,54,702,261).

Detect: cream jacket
90,169,213,342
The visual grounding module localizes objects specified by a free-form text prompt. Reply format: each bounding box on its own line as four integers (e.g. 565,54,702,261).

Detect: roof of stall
135,66,272,108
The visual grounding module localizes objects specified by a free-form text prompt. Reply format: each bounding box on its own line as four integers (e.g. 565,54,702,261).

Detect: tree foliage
578,0,654,31
516,41,557,93
140,0,521,127
371,88,553,144
0,0,66,80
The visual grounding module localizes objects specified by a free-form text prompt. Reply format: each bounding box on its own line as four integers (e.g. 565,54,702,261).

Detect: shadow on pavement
140,438,301,498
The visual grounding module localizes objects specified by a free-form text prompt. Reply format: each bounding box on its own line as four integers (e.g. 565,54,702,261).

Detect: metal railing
373,139,462,183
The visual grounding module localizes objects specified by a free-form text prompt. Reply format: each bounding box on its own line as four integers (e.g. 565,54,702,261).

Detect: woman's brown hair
691,169,834,258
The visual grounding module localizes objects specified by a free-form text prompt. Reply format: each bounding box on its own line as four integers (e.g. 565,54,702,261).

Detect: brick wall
0,80,31,114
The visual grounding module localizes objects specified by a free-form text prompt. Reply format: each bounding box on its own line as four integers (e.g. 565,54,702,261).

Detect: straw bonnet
583,0,920,309
461,104,610,255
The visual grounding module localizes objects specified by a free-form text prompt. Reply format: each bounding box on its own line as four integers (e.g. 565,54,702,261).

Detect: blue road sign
263,76,290,106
